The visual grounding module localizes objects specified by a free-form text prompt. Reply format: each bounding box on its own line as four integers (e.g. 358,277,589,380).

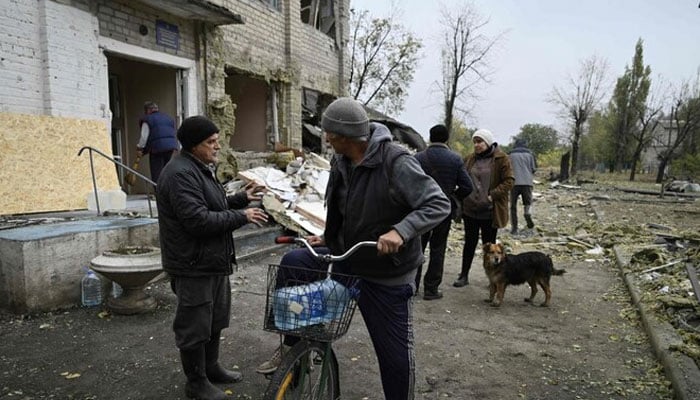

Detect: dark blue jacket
141,112,178,154
415,143,474,201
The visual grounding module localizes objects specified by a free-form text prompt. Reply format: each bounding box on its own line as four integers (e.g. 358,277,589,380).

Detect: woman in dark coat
453,129,514,287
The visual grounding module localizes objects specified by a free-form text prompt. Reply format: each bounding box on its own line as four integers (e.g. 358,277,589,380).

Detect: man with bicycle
257,97,450,400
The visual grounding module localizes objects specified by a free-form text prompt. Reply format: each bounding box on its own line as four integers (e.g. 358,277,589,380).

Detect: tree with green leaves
628,82,665,181
579,110,614,171
349,8,422,116
607,38,651,173
447,118,474,159
548,55,609,178
511,123,559,158
437,3,503,134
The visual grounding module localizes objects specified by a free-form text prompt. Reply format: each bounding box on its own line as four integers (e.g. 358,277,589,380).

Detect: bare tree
628,81,667,181
438,3,503,134
654,77,700,183
549,55,609,177
349,8,421,115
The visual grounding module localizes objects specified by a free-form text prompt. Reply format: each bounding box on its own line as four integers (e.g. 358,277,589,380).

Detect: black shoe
423,290,443,300
525,215,535,229
510,228,518,235
453,276,469,287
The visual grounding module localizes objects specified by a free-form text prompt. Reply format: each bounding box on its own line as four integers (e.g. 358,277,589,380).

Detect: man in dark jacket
157,115,268,400
508,138,537,234
257,98,450,400
414,124,473,300
137,101,179,183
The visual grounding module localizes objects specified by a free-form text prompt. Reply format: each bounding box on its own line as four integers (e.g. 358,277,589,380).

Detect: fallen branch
638,259,685,274
566,236,595,249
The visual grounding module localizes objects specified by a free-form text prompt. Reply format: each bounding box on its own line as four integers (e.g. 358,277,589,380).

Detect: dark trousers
510,185,533,230
416,215,452,293
149,151,174,184
460,216,498,277
279,248,415,400
171,275,231,350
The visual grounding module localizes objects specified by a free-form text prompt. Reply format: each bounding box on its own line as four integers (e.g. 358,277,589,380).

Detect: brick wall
214,0,350,148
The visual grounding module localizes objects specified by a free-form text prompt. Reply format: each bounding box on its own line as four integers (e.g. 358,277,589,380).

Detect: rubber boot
205,333,242,384
180,347,226,400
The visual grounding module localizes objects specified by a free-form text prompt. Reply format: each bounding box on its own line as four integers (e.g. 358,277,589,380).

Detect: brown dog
482,242,566,307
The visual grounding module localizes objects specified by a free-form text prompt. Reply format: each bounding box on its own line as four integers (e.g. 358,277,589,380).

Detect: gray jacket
325,123,450,282
509,144,537,186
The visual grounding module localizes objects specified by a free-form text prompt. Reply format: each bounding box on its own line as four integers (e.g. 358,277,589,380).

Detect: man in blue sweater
414,124,473,300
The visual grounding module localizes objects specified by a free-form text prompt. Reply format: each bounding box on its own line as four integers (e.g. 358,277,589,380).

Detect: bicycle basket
263,264,360,342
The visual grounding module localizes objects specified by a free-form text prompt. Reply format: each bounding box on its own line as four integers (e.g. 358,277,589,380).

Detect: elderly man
157,115,268,400
136,101,179,183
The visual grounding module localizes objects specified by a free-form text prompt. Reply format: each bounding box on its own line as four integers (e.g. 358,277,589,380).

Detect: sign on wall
156,20,179,50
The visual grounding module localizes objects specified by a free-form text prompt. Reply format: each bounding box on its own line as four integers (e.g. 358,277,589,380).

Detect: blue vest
142,112,178,154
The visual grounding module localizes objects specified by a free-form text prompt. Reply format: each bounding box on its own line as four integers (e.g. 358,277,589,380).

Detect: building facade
0,0,349,214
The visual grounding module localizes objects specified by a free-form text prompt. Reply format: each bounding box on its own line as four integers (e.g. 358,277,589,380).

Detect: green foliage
607,38,651,172
579,111,614,171
511,123,559,158
349,9,422,115
670,148,700,180
538,148,566,169
447,118,474,159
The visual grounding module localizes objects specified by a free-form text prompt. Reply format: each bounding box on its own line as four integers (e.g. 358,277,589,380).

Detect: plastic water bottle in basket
273,277,352,330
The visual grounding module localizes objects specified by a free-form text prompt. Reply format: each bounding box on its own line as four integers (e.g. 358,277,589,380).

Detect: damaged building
0,0,351,215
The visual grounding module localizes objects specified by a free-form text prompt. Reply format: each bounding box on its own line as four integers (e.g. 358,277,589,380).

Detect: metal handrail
78,146,156,218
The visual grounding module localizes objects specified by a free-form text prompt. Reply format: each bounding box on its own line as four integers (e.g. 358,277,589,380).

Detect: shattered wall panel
0,113,119,215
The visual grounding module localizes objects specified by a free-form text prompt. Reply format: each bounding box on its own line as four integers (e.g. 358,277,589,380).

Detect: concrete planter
90,246,162,315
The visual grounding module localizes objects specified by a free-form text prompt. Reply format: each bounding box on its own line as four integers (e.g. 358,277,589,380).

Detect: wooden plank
685,264,700,304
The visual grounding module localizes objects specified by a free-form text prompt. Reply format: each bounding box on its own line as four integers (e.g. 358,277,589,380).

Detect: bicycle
261,236,377,400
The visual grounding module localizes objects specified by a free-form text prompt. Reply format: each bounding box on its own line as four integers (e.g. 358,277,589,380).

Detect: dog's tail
552,268,566,276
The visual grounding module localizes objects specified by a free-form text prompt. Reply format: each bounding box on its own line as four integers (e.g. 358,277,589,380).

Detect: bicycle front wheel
263,341,340,400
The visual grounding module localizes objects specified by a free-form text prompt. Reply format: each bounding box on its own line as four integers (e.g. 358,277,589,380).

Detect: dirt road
0,184,678,399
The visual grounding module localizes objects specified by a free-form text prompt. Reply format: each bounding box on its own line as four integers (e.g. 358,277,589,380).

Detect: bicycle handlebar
275,236,377,263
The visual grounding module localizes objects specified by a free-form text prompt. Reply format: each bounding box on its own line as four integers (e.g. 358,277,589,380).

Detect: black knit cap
429,124,449,143
177,116,219,151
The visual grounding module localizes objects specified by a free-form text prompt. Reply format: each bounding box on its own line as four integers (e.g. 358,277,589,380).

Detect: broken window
261,0,280,10
300,0,335,39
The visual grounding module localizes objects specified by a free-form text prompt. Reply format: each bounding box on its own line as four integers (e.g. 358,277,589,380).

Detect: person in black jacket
157,115,268,400
414,124,473,300
256,98,449,400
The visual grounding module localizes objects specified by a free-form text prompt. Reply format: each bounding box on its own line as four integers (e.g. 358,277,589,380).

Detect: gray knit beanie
321,97,369,138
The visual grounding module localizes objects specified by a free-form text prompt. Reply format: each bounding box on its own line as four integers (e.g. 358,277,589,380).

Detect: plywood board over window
0,113,119,215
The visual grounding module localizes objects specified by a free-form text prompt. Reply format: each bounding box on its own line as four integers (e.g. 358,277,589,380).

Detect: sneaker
423,290,443,300
256,344,288,374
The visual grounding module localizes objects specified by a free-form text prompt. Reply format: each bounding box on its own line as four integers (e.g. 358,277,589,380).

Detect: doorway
107,55,179,194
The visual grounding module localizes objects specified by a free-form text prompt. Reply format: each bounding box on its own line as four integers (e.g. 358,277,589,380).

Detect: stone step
234,223,289,262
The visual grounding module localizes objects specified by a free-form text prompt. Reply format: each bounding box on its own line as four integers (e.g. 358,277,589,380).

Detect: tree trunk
655,158,668,183
570,123,583,177
560,151,570,181
629,159,638,181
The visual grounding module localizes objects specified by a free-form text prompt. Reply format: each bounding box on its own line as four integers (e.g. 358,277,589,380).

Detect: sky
350,0,700,145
